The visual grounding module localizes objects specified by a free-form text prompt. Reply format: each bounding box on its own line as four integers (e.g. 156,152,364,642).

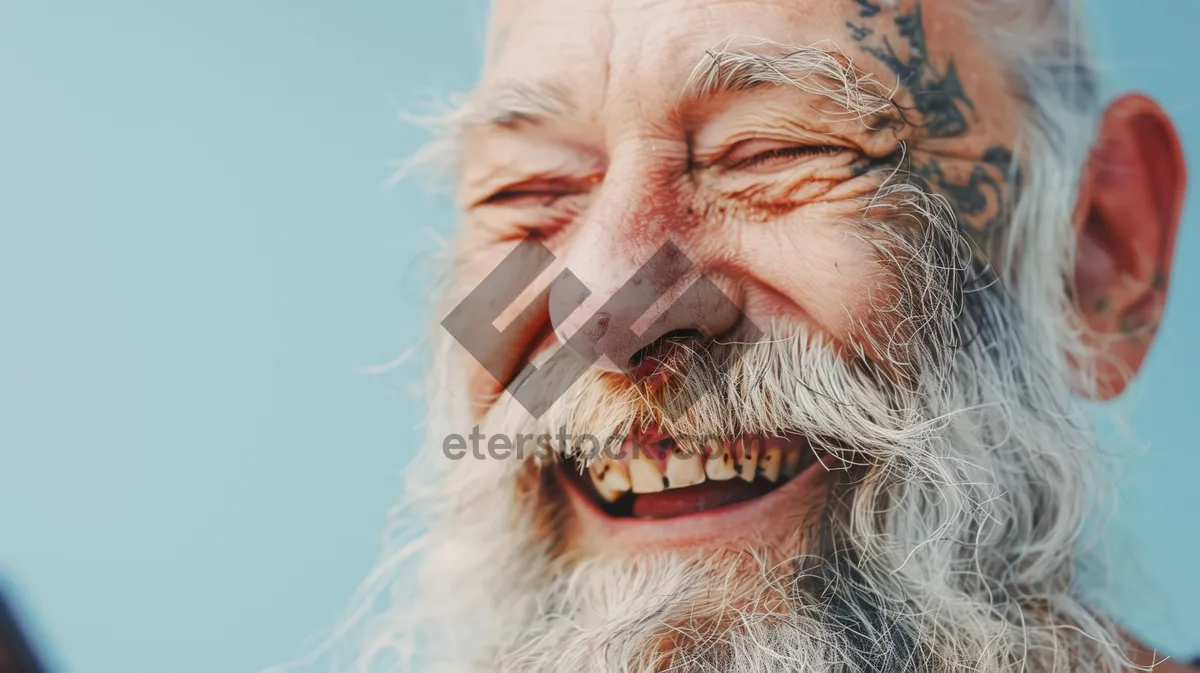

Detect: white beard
330,186,1130,673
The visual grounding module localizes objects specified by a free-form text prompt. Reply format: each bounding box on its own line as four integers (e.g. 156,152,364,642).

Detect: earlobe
1073,94,1187,399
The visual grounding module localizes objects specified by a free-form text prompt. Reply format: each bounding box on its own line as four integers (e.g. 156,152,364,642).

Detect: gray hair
967,0,1103,390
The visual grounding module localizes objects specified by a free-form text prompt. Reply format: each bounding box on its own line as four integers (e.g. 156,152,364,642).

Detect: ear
1073,94,1187,400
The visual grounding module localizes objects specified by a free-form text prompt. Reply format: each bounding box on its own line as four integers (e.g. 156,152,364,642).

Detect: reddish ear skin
1072,93,1188,400
1122,631,1200,672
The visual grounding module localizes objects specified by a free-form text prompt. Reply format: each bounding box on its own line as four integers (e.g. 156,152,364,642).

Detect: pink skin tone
450,0,1188,667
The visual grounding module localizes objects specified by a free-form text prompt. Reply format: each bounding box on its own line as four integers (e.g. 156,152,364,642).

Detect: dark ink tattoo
1120,314,1138,336
912,145,1014,234
860,3,973,138
852,0,882,18
846,22,874,42
853,1,1017,251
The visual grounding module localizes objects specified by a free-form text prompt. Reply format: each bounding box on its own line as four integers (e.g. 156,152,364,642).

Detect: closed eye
475,178,588,208
482,189,567,206
725,143,847,172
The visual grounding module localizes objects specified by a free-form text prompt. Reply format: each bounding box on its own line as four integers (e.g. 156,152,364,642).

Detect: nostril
629,328,706,374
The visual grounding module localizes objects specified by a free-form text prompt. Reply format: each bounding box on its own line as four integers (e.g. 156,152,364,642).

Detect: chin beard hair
318,182,1131,673
488,531,931,673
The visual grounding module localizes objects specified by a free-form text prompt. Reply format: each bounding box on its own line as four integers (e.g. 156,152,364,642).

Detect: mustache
488,328,942,472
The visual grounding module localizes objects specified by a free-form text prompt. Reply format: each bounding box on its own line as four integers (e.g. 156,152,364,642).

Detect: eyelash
479,144,843,206
481,190,567,207
477,185,583,238
728,145,844,171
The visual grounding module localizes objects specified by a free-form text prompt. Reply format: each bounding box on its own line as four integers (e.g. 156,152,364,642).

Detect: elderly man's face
408,0,1186,670
456,0,1016,548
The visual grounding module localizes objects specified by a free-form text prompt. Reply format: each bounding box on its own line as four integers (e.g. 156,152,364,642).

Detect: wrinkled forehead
484,0,846,97
479,0,1006,122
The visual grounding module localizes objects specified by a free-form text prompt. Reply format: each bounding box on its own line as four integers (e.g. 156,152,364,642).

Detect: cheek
731,207,896,342
446,232,561,417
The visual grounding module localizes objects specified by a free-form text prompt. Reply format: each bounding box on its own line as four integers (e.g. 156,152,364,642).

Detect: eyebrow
458,40,895,138
462,81,574,129
681,39,895,119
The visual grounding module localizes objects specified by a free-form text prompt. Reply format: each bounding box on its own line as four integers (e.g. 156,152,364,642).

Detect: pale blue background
0,3,1196,672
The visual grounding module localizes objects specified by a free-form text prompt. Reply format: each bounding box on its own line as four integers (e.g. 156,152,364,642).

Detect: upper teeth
586,440,810,500
665,452,706,489
737,441,760,483
783,451,802,478
629,456,666,494
590,460,632,502
705,440,737,481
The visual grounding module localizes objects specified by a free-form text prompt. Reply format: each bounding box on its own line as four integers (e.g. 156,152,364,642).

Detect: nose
547,225,741,375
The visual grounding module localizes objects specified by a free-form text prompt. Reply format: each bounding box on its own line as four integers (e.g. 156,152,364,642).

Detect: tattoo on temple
850,1,1017,256
852,0,882,18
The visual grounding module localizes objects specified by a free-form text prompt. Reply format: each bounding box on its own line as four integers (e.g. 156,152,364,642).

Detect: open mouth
564,428,823,519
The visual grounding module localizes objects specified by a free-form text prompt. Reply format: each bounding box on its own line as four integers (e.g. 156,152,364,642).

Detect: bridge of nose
545,133,750,371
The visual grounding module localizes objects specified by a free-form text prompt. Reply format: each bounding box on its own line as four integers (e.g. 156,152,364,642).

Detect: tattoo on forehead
858,3,971,138
852,0,882,18
850,1,1017,259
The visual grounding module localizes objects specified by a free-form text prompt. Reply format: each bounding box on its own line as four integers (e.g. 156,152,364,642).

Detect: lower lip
560,453,837,549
